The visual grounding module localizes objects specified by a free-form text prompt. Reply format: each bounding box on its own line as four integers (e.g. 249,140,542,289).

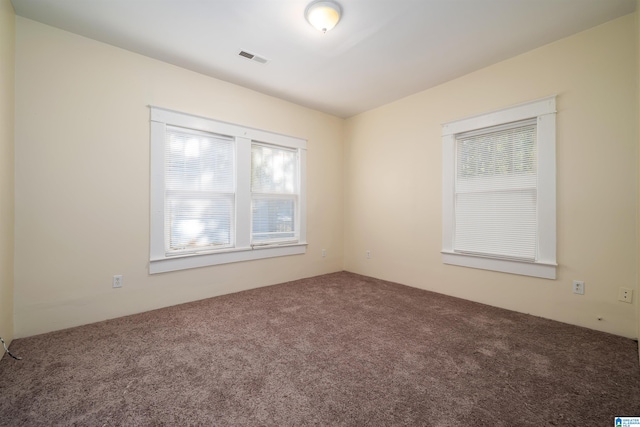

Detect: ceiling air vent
238,50,269,65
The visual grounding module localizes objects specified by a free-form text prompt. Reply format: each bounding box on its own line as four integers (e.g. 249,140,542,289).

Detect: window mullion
235,137,252,249
297,148,307,244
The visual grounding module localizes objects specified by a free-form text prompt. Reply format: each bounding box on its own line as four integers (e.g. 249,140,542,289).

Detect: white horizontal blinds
165,126,235,254
251,143,298,244
454,120,537,261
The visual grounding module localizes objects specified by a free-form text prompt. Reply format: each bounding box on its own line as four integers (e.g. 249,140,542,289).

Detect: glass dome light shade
305,1,341,33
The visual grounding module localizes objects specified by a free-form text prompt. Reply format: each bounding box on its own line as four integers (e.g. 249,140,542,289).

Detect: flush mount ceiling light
305,0,342,33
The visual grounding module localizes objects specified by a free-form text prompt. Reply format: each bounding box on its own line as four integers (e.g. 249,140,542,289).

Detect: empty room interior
1,0,640,425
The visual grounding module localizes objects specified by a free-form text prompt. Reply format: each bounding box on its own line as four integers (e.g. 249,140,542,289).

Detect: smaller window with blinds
441,96,557,279
251,143,299,245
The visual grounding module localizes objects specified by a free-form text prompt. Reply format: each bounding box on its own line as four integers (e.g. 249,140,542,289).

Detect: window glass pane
251,144,296,194
167,196,233,251
252,198,296,242
166,126,234,192
457,124,536,192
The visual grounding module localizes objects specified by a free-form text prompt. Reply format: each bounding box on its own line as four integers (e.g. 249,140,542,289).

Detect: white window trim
149,106,307,274
441,96,557,279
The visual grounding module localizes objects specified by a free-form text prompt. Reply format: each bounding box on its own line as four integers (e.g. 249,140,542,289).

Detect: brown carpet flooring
1,271,639,426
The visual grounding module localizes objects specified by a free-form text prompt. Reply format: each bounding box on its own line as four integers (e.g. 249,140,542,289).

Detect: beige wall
14,17,344,338
344,14,638,338
0,0,15,351
12,12,640,340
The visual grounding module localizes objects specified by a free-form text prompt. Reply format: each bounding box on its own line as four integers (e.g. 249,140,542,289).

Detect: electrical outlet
113,275,123,288
572,280,584,295
618,287,633,303
366,250,371,259
322,249,326,257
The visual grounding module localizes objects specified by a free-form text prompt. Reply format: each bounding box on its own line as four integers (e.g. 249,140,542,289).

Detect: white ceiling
11,0,636,118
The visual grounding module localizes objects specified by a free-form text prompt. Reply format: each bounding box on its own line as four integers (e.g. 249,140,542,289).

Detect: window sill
441,251,556,279
150,243,307,274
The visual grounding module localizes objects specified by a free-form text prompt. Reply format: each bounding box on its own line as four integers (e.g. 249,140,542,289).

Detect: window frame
150,106,307,274
441,96,557,279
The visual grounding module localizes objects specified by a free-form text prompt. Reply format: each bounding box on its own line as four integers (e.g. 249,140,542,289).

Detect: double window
150,107,307,273
441,96,556,279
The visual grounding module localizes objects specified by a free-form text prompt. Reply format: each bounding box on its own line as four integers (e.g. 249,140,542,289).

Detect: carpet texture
1,272,639,426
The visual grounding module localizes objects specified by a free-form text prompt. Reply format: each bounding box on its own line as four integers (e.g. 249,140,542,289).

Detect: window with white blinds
165,126,235,254
251,143,298,244
441,96,557,279
150,107,307,274
454,121,537,260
